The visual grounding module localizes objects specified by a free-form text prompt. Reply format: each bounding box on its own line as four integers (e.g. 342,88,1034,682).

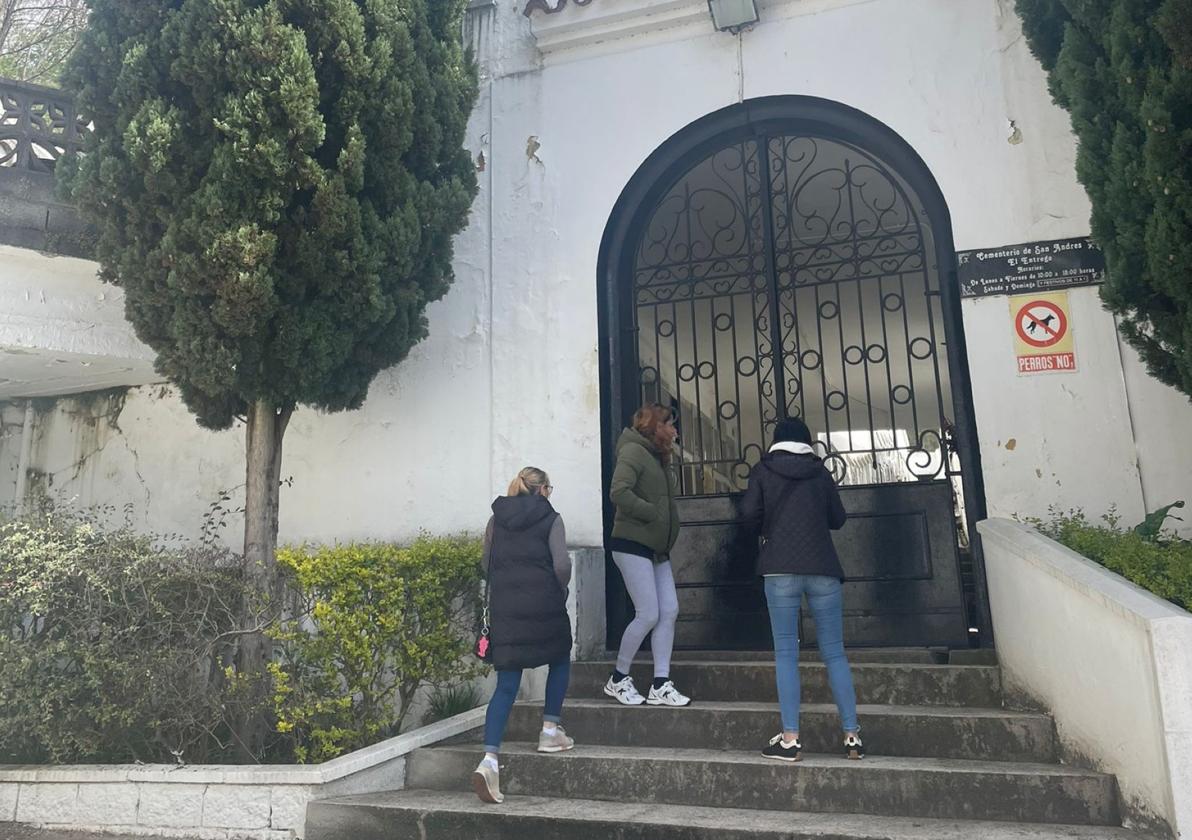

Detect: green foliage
423,681,484,726
57,0,479,429
0,513,271,764
1014,0,1192,398
1031,506,1192,610
270,535,484,763
0,514,485,765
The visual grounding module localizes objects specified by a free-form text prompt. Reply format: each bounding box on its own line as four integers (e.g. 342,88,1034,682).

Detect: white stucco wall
1,0,1190,546
0,246,145,362
0,319,497,547
965,285,1147,526
0,245,158,398
980,519,1192,836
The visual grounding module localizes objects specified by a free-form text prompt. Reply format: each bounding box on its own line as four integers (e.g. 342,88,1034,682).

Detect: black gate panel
669,496,763,650
600,97,989,652
666,483,967,650
821,482,967,647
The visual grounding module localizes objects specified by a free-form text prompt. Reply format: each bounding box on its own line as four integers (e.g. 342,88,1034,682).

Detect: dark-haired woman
741,417,863,763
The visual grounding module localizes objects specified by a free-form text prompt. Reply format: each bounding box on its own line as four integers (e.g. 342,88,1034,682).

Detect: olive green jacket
609,427,680,558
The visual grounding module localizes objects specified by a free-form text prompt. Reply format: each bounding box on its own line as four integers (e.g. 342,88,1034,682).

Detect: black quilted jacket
740,452,848,580
487,495,573,670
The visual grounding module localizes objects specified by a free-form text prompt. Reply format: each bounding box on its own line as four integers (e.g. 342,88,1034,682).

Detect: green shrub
424,682,484,726
1031,507,1192,611
0,513,262,764
0,514,484,766
270,535,484,763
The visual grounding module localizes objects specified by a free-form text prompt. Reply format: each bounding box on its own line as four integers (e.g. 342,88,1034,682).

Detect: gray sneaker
471,759,504,804
537,726,575,753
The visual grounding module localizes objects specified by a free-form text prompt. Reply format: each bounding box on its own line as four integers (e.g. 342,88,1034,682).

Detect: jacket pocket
620,498,658,523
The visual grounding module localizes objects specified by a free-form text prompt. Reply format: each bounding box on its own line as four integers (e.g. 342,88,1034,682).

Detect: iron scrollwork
524,0,594,16
632,131,959,494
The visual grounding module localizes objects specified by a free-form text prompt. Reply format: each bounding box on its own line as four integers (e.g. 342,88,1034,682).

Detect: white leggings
613,552,679,677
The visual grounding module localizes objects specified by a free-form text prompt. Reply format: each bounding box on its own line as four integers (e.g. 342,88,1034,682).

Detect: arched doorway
597,97,989,651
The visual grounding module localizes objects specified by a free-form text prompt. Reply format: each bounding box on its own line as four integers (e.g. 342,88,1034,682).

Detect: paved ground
0,829,144,840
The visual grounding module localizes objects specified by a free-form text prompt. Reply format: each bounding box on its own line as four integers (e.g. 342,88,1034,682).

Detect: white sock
542,723,558,736
483,753,499,771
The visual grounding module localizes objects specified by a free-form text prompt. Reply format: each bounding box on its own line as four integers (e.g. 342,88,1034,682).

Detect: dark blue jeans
764,574,859,733
483,658,571,754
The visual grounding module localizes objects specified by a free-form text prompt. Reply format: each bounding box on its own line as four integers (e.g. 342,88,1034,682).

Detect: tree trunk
235,399,293,761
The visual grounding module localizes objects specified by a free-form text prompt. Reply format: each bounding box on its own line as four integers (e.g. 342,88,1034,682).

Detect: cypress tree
1015,0,1192,398
59,0,478,753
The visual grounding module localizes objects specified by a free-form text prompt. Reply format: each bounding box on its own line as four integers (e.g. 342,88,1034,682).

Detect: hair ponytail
507,466,550,497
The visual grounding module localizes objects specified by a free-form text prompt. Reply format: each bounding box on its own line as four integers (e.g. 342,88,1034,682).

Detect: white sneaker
647,680,691,707
471,759,503,804
604,675,646,706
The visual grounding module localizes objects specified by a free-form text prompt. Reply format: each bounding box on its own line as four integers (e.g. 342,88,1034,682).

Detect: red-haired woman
604,404,692,707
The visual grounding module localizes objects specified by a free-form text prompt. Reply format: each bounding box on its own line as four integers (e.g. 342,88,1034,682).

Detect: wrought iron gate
601,99,988,650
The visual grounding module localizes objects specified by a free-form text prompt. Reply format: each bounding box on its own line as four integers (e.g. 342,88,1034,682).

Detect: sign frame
958,236,1105,299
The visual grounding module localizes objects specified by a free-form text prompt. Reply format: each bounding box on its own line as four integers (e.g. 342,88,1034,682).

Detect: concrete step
645,648,952,664
569,661,1003,707
405,743,1120,826
653,649,1000,664
506,699,1056,762
307,790,1154,840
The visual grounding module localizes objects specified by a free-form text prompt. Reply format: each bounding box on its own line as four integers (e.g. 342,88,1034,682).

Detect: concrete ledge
978,518,1192,838
0,169,95,259
0,707,486,839
529,0,711,56
0,243,159,398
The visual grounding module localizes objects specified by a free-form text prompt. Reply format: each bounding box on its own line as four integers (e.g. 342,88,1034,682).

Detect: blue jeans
764,574,859,733
483,658,571,753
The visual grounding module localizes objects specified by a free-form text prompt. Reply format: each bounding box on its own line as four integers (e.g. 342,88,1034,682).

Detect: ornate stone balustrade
0,77,93,256
0,77,89,173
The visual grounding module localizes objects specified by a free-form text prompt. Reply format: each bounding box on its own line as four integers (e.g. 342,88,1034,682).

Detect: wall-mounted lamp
707,0,759,33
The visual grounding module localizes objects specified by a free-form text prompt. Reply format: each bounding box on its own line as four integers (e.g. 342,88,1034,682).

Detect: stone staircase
307,651,1161,839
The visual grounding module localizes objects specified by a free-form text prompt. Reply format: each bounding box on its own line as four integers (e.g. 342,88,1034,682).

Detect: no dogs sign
1010,292,1076,374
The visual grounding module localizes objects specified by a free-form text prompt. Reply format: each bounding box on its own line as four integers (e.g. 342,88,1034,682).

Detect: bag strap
761,464,802,541
480,524,494,632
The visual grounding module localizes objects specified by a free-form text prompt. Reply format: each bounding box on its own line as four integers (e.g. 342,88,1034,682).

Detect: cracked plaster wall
0,402,23,509
1,0,1190,544
1,358,496,549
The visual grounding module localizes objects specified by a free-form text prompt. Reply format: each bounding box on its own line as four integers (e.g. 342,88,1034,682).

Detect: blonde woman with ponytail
472,467,574,804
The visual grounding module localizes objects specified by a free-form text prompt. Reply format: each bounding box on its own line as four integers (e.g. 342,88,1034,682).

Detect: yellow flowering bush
270,535,484,763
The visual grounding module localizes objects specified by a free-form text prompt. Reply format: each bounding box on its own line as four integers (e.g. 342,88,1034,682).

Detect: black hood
759,451,824,481
492,494,556,531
